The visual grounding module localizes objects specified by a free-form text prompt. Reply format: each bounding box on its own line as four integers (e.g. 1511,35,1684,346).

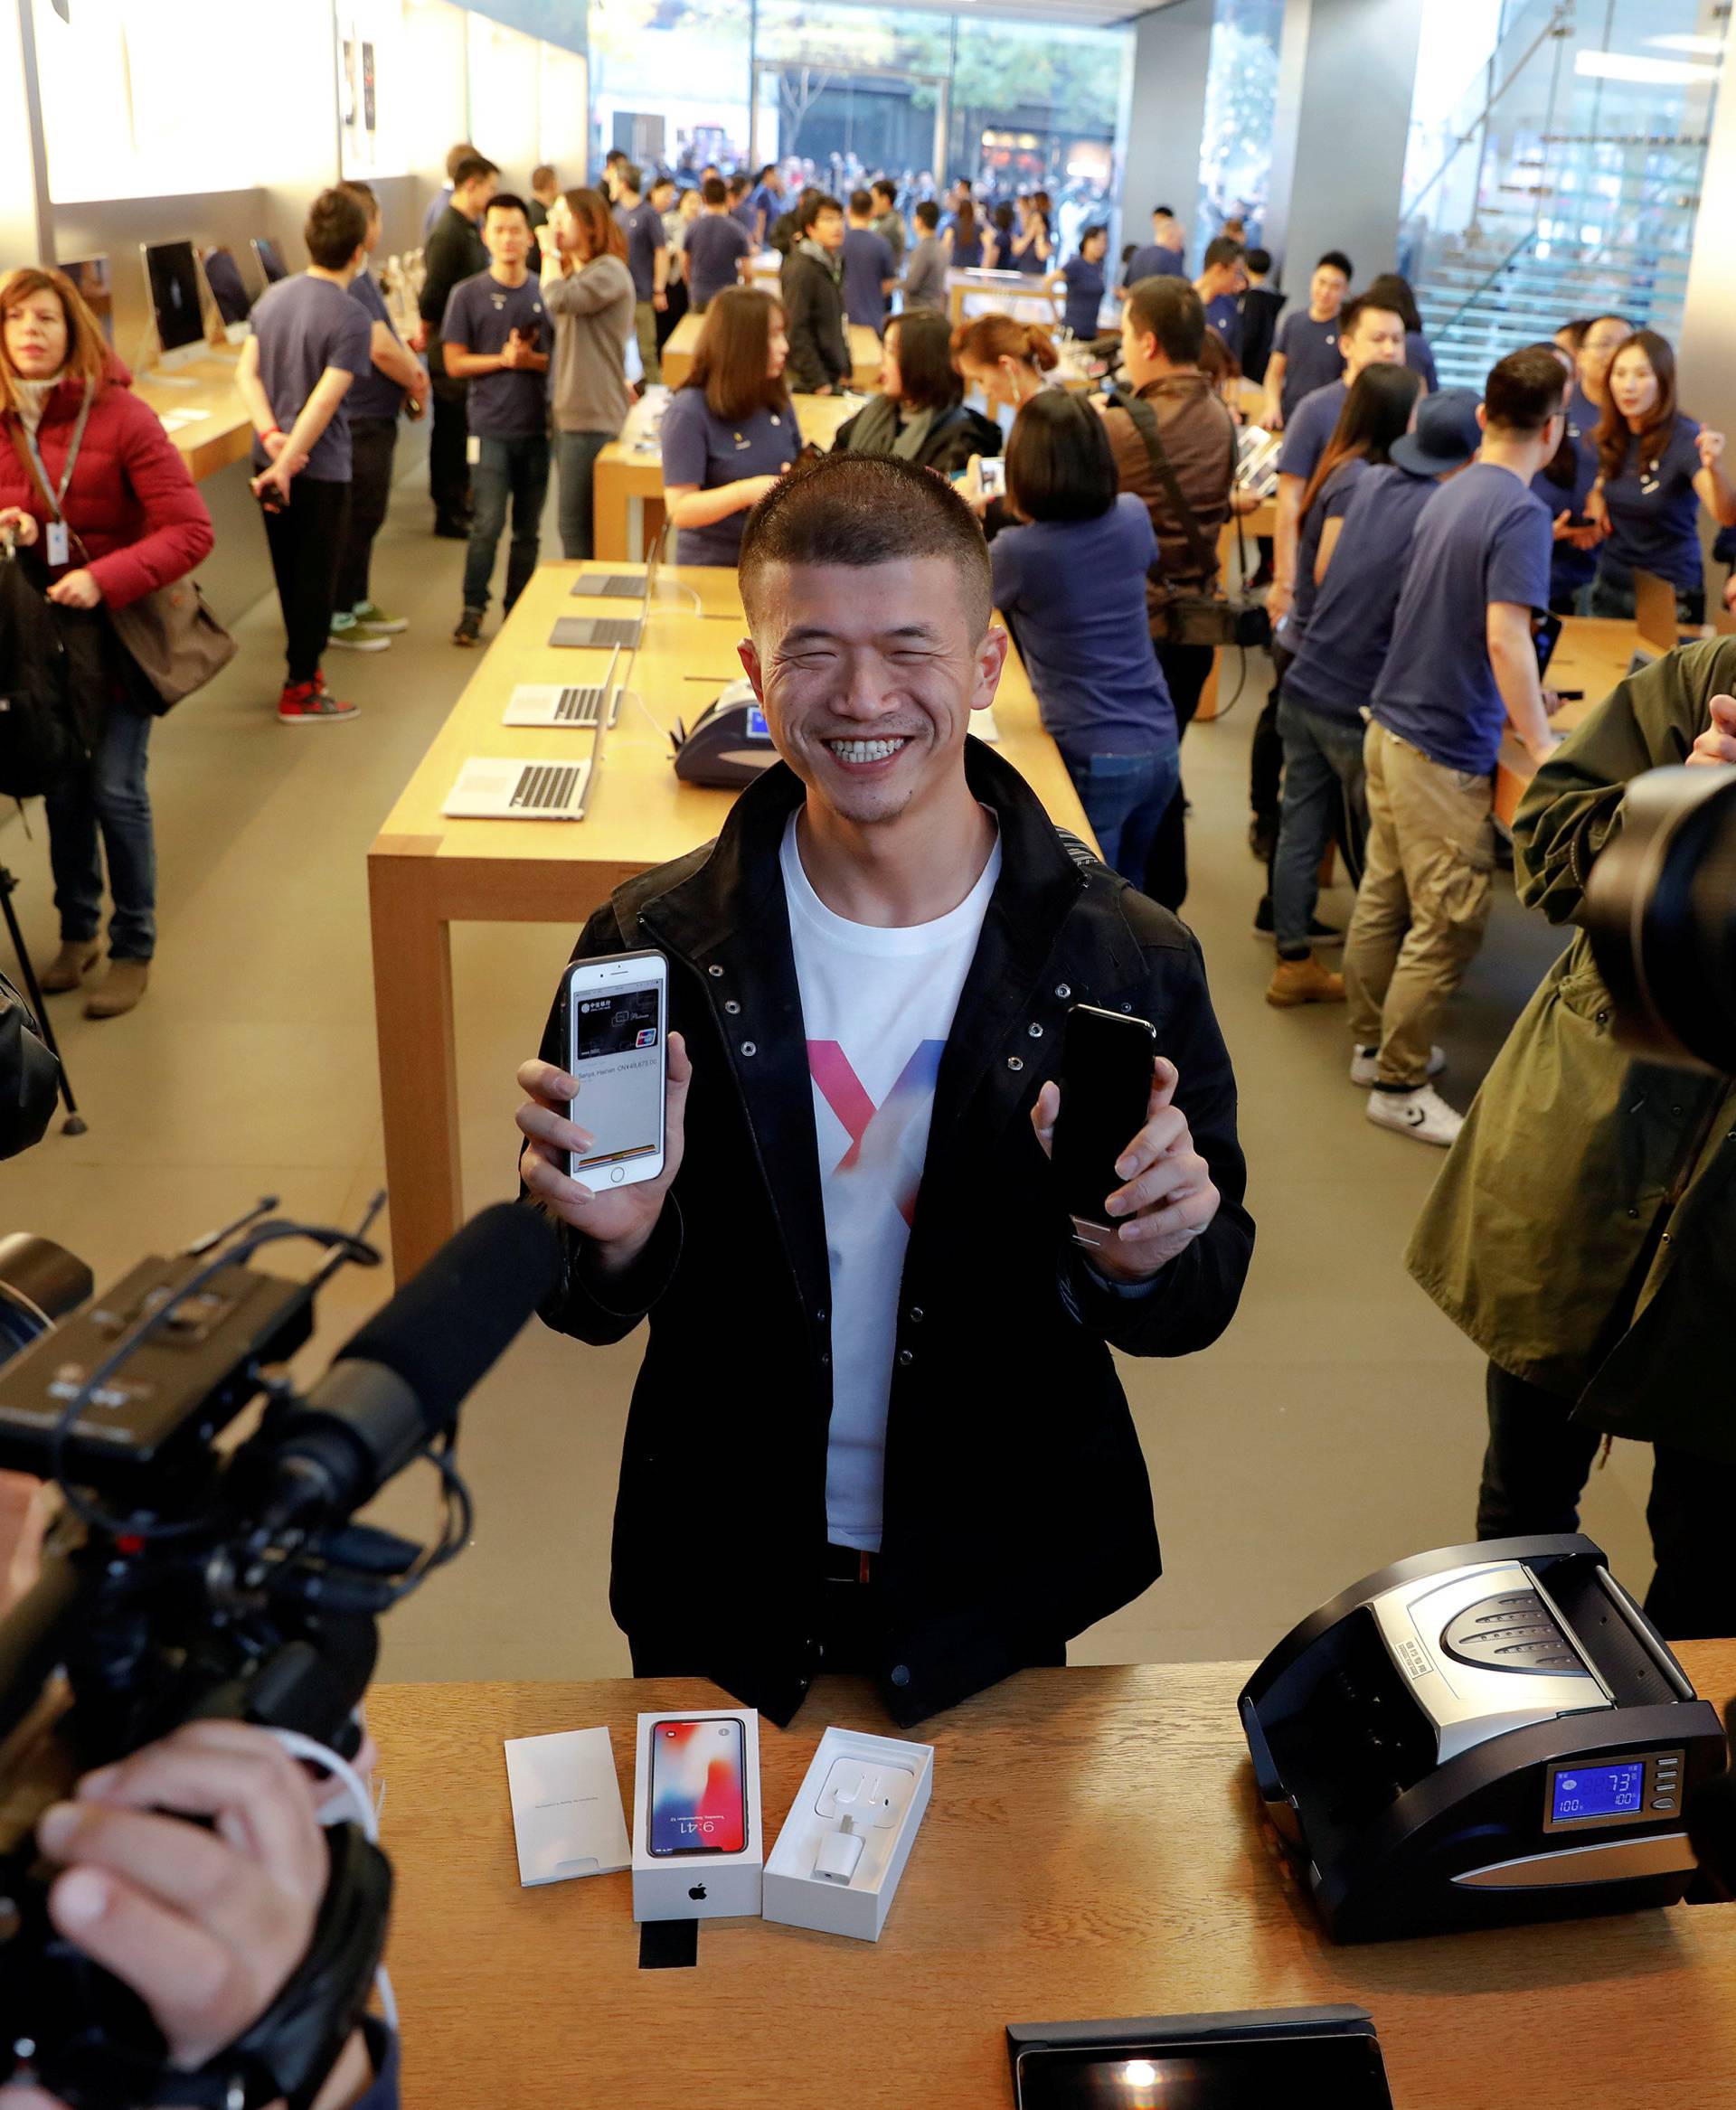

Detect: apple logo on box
688,1883,707,1901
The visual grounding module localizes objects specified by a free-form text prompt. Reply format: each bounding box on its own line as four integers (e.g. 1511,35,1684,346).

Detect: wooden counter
1494,615,1648,826
947,266,1064,331
368,1642,1736,2110
366,560,1094,1280
592,391,857,562
131,350,256,483
662,311,883,393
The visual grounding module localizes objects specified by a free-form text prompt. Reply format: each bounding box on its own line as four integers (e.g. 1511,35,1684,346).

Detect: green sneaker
351,600,409,636
327,613,389,653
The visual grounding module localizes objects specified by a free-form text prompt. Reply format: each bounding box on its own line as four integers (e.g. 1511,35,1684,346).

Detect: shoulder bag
7,405,235,713
1113,387,1270,652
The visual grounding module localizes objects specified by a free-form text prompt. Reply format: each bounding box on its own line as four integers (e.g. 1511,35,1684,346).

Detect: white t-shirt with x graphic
780,811,1003,1551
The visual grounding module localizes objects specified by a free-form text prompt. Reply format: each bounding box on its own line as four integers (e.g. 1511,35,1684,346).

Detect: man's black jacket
420,205,488,375
778,249,850,395
533,743,1253,1727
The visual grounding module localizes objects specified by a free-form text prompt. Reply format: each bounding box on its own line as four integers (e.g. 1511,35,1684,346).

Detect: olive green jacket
1406,636,1736,1458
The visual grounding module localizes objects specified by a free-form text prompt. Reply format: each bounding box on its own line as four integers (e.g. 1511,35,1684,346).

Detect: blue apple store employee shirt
1372,462,1552,776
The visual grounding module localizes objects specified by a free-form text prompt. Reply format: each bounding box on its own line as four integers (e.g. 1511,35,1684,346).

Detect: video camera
0,1196,561,2110
1585,762,1736,1074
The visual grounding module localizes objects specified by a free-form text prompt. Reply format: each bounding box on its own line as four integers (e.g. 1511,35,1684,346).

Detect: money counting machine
1239,1536,1729,1941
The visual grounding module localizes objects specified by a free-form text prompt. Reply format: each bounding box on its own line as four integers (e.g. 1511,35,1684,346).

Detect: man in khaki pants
1343,346,1568,1147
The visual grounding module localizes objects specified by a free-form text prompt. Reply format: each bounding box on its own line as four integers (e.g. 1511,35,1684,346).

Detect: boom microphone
263,1202,562,1528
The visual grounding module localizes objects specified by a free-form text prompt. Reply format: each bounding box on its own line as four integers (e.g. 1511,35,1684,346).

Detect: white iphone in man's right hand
978,456,1005,500
562,950,669,1190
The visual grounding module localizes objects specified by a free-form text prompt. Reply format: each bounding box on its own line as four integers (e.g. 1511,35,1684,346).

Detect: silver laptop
570,571,645,598
442,674,613,820
549,614,642,650
503,645,623,728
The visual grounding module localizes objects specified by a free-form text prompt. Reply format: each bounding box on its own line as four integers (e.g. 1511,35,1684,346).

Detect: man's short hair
485,193,530,228
800,192,844,232
849,188,873,216
650,174,675,197
533,165,556,191
1339,293,1403,340
756,164,777,184
446,142,479,181
739,454,992,641
914,200,939,231
728,173,751,198
338,179,377,215
606,149,627,166
1485,344,1568,435
1244,246,1271,275
1317,249,1353,278
872,178,898,205
1126,276,1205,364
306,187,368,269
1202,235,1244,272
452,155,500,191
621,164,643,195
702,176,729,208
1152,203,1175,218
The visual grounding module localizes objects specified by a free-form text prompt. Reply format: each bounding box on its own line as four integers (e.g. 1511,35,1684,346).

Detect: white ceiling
816,0,1179,33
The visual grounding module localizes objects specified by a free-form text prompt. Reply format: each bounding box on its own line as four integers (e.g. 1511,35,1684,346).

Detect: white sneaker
1366,1084,1463,1147
1351,1043,1446,1088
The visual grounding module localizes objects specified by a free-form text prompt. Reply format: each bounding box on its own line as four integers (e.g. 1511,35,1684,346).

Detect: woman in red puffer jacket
0,266,213,1019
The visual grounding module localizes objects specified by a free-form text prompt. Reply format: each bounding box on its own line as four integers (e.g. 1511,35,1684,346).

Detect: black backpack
0,537,93,799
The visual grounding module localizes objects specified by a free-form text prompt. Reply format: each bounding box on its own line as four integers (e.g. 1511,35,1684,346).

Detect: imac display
59,257,114,345
140,240,207,372
201,247,251,336
252,237,288,287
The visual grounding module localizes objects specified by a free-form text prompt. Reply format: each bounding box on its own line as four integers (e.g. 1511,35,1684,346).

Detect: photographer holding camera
515,453,1252,1730
0,1722,396,2110
1406,637,1736,1639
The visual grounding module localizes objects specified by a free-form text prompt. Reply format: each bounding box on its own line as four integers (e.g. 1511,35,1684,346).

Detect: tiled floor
1,462,1656,1688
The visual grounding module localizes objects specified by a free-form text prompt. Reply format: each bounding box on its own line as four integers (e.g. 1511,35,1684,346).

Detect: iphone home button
610,1166,627,1183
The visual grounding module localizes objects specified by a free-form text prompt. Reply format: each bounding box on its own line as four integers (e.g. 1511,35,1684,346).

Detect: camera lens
0,1235,93,1371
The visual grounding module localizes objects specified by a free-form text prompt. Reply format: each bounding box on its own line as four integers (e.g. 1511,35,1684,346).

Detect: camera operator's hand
1686,692,1736,768
1030,1055,1221,1283
516,1031,692,1276
0,1722,372,2110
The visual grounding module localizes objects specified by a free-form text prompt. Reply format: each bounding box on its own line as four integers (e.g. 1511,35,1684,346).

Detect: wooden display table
131,350,256,483
946,266,1063,331
366,560,1094,1281
1494,615,1647,826
592,391,857,562
367,1642,1736,2110
662,311,883,393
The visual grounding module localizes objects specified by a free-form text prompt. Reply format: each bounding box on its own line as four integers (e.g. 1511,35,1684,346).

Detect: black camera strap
154,1823,393,2110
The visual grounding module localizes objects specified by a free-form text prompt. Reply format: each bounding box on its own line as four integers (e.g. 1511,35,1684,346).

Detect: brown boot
84,959,150,1020
1266,953,1345,1007
39,940,100,994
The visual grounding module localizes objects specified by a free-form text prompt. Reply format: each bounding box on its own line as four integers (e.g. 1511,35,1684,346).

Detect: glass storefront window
589,0,751,177
1195,0,1283,254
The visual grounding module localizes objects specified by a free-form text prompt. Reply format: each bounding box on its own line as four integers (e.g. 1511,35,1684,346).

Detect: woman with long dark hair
1009,192,1052,276
1531,337,1600,615
659,287,798,565
542,186,635,560
1264,361,1423,1006
0,268,213,1018
944,198,984,270
1587,327,1736,624
983,202,1016,272
831,310,1000,475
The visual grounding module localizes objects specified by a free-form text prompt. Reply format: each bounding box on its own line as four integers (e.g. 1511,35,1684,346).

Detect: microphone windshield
336,1203,561,1431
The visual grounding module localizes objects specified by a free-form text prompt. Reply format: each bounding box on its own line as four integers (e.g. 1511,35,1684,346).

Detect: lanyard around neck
23,381,93,521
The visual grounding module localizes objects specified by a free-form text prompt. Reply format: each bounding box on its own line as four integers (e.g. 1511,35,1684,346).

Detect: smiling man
514,454,1253,1728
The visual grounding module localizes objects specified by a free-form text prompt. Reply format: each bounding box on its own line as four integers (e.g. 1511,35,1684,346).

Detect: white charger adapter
814,1815,865,1884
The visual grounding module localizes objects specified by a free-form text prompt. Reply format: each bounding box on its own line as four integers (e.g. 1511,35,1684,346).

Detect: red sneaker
278,676,360,726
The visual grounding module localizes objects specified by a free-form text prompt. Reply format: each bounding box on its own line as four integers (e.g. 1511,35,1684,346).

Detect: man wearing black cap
1265,386,1486,1011
1344,347,1568,1147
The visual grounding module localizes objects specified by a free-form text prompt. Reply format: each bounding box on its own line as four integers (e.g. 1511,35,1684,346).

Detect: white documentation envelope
504,1726,630,1887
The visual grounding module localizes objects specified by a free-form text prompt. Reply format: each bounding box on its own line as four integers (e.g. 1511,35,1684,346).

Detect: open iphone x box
762,1727,934,1941
631,1708,763,1922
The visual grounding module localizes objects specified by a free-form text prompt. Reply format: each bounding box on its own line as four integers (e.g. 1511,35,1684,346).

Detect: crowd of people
5,108,1736,2110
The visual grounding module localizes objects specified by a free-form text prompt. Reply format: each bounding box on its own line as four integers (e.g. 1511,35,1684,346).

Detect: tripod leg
0,868,88,1136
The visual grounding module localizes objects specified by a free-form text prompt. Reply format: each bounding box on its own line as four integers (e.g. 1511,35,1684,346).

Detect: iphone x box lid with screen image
632,1708,762,1922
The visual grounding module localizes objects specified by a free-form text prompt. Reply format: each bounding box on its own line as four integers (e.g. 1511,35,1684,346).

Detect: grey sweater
542,255,636,435
901,235,948,313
